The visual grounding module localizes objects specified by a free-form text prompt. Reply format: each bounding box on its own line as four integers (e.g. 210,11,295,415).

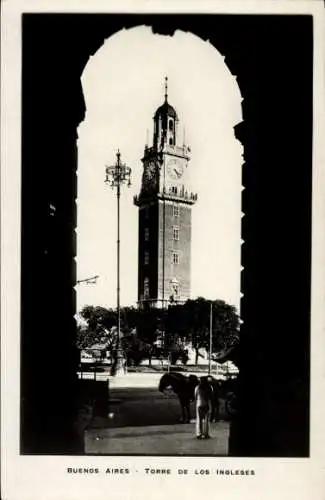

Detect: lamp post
105,150,131,376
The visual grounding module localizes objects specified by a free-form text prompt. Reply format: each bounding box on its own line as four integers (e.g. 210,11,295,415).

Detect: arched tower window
144,277,149,298
167,116,175,146
170,279,180,300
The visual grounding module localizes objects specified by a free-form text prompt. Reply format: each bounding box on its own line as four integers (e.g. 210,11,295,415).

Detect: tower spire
164,76,168,102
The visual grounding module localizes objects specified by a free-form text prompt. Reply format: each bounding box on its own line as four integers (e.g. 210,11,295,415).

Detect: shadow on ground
83,386,230,456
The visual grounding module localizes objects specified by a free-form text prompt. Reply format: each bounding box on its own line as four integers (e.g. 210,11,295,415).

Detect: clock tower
134,78,197,308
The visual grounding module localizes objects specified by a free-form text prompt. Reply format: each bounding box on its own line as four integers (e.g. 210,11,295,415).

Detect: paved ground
84,385,230,455
86,422,229,455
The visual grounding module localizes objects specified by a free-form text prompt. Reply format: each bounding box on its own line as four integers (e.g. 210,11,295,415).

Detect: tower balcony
164,144,191,160
134,187,198,206
142,144,191,162
158,186,198,205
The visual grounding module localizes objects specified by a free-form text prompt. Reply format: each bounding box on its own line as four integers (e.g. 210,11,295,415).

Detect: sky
76,26,243,313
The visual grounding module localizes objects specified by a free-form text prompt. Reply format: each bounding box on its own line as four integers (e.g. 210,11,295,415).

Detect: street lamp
105,150,132,376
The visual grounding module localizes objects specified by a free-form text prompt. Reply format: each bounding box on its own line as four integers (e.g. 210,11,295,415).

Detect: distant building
134,78,197,308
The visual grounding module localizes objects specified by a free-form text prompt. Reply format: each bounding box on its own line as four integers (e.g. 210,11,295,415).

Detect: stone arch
21,14,312,456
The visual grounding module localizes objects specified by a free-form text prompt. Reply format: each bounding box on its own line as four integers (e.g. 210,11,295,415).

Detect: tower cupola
153,76,178,150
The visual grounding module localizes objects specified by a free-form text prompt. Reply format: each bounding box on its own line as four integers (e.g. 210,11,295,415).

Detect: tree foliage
136,305,163,343
77,305,116,350
187,297,239,351
165,297,240,362
77,298,240,365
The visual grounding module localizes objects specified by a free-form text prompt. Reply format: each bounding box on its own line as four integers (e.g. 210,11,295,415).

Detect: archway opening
77,26,243,317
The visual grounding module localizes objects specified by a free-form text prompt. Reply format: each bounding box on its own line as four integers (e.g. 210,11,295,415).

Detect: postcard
1,1,325,499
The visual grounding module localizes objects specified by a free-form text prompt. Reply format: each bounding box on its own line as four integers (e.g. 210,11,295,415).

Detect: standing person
195,377,213,439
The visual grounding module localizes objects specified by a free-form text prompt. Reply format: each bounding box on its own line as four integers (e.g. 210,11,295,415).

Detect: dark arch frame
21,13,312,456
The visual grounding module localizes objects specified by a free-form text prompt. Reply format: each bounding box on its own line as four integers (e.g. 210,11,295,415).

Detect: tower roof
154,76,178,120
154,101,178,119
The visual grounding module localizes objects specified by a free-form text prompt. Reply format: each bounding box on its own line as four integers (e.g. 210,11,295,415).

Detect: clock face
142,160,158,193
167,158,184,180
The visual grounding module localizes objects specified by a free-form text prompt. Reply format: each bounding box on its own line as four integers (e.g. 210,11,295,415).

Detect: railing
159,186,198,203
164,144,191,159
134,190,198,206
78,360,109,380
143,144,190,159
78,348,111,380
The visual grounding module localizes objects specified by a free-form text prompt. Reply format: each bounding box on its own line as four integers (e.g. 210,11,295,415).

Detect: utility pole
105,150,131,376
208,302,213,376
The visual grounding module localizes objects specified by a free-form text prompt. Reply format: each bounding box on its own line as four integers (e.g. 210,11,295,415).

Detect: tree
77,298,240,367
120,306,138,334
136,305,163,343
79,305,116,331
165,303,190,340
184,297,210,364
181,298,240,364
77,305,117,351
211,300,240,350
122,337,155,367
